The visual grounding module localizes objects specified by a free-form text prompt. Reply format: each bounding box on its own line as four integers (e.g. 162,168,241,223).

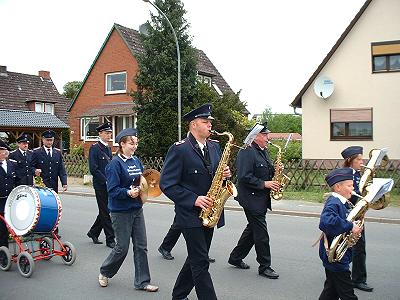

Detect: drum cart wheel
0,246,12,271
17,252,35,278
39,237,53,260
61,241,76,266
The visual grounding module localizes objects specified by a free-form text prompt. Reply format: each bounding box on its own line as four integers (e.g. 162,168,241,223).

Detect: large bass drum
4,185,62,236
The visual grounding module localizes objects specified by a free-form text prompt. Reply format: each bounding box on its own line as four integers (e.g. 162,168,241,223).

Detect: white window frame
196,74,212,87
80,117,100,141
105,71,127,94
35,102,54,114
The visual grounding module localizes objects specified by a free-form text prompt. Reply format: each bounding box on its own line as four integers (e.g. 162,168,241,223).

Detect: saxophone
199,130,238,228
268,142,290,200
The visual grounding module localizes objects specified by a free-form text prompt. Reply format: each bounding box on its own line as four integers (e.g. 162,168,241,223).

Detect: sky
0,0,366,115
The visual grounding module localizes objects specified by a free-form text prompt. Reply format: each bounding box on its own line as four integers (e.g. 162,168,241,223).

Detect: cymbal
139,175,148,203
142,169,162,197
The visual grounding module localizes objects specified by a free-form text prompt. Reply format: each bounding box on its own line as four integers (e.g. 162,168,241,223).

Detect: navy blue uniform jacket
235,142,275,214
32,147,67,191
89,141,112,190
8,149,34,186
0,160,17,213
319,194,354,272
160,133,224,228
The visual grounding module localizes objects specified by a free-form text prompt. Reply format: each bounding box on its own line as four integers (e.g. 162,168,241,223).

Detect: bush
70,143,84,156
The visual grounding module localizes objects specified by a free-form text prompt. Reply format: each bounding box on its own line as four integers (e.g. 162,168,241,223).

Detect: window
371,41,400,72
113,115,135,145
35,102,54,114
80,117,100,140
196,74,212,87
106,71,127,94
330,108,373,140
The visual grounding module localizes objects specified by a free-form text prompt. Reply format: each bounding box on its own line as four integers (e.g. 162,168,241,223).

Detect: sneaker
98,273,108,287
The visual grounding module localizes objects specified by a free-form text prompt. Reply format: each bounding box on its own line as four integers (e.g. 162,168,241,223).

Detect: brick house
68,23,240,154
0,66,69,149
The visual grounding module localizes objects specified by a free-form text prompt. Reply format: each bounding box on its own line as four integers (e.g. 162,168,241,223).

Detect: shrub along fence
63,155,400,192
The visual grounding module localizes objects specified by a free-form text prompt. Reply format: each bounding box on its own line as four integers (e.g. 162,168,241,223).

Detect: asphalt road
1,194,399,300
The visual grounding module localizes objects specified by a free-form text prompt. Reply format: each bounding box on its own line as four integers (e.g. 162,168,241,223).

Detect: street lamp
142,0,182,141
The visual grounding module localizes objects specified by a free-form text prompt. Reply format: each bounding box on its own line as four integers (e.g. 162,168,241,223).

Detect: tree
260,107,302,134
133,0,197,157
63,81,82,100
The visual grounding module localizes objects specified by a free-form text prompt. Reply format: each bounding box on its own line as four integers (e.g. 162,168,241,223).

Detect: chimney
0,65,7,77
38,70,51,79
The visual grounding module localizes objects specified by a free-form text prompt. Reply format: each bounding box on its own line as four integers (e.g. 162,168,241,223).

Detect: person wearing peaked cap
9,133,34,186
87,122,115,247
318,167,362,300
98,128,158,292
160,103,231,300
341,146,373,293
0,140,17,248
228,120,280,280
41,129,56,138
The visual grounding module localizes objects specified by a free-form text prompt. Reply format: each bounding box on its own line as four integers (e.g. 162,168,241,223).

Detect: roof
0,68,70,122
0,109,69,129
268,133,302,141
291,0,372,108
78,102,135,117
68,23,236,112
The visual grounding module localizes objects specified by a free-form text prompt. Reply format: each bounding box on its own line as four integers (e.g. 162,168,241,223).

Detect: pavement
63,178,400,225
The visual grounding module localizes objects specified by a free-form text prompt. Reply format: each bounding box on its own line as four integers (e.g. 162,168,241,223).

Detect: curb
63,191,400,225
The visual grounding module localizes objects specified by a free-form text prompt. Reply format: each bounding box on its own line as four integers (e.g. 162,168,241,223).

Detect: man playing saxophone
228,123,280,279
319,168,363,300
160,103,231,300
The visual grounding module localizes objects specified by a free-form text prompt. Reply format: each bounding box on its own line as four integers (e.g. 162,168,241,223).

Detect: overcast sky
0,0,366,115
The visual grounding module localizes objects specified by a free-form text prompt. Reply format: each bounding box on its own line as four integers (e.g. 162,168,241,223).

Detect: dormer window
196,74,212,87
35,102,54,114
106,71,127,94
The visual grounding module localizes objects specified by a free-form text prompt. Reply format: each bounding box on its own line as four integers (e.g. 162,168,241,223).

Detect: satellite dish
313,75,334,100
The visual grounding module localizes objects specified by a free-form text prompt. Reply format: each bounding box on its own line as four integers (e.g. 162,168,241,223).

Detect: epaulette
175,140,186,146
53,147,61,152
34,147,41,150
9,149,17,153
9,159,17,163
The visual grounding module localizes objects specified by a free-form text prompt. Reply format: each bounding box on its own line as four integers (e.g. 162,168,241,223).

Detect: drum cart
0,215,76,278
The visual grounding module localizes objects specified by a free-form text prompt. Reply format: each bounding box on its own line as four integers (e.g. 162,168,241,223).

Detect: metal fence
63,155,400,192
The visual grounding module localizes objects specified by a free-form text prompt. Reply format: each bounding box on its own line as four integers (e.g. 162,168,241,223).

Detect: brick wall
69,29,140,155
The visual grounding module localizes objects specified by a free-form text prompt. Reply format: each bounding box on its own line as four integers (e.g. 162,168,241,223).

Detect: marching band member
319,168,362,300
8,133,34,186
87,122,115,248
228,123,280,279
98,128,158,293
0,140,17,248
341,146,373,292
160,103,230,300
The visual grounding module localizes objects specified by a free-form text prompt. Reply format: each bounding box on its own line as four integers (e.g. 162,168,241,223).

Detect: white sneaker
98,273,108,287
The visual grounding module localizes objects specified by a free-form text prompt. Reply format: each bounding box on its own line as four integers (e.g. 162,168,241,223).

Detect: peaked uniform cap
0,140,11,151
17,133,32,143
325,168,354,187
42,130,56,138
115,128,138,143
96,122,113,132
183,103,214,122
341,146,363,159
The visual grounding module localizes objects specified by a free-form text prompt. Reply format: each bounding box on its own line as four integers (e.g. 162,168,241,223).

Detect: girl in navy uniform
341,146,373,292
98,128,158,293
319,168,363,300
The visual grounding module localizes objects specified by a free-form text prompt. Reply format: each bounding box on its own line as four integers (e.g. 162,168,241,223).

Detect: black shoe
208,257,216,263
158,246,174,260
259,267,279,279
87,232,103,244
106,241,115,248
228,258,250,269
354,282,373,292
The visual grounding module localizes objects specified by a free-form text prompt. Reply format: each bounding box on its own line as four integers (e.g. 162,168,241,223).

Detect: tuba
359,148,390,210
199,130,237,228
268,141,290,200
